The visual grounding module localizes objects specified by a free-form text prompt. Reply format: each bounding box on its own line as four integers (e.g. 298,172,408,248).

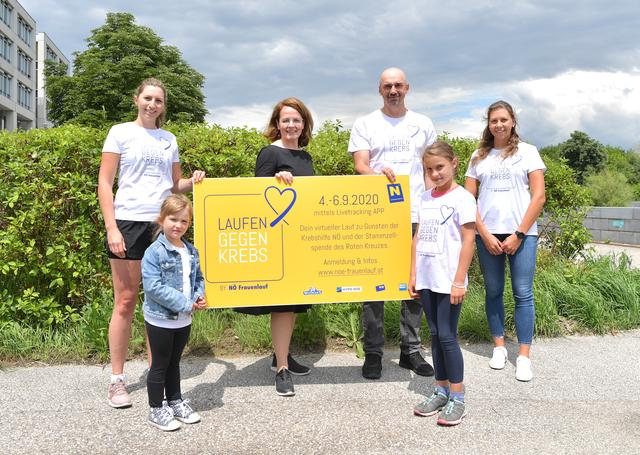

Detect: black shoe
275,368,295,396
362,353,382,379
271,354,311,376
399,351,435,377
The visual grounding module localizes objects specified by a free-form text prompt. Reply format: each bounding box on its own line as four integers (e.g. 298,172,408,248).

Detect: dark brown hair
472,100,520,165
264,97,314,147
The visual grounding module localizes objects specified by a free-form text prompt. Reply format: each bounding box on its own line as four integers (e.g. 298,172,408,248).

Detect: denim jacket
141,233,205,320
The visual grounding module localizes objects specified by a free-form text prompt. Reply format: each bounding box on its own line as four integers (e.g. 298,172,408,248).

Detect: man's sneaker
515,355,533,382
362,353,382,380
148,405,181,431
108,378,132,408
489,346,508,370
414,388,449,417
275,368,295,396
399,351,435,377
168,399,201,424
436,398,467,426
270,354,311,376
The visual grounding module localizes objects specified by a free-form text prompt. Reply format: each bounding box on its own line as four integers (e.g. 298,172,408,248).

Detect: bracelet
452,282,465,289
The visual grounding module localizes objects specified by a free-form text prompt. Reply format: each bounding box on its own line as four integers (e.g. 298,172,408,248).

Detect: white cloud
18,1,640,149
207,104,272,130
509,70,640,147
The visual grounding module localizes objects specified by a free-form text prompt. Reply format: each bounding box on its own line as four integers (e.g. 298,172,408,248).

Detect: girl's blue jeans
476,235,538,345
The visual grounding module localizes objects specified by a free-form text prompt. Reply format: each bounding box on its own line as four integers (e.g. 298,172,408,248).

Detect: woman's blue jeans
476,235,538,345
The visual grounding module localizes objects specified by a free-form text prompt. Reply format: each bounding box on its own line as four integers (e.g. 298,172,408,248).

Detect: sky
20,0,640,150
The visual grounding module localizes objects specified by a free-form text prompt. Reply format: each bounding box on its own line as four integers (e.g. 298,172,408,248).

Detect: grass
0,251,638,364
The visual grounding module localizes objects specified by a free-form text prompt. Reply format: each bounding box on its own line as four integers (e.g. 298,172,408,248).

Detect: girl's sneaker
148,405,181,431
489,346,508,370
515,355,533,382
436,398,467,426
168,399,201,424
413,388,449,417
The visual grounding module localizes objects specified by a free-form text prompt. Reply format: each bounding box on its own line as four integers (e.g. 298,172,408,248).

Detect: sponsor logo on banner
336,286,363,293
375,284,386,292
398,283,408,291
303,287,323,296
387,183,404,203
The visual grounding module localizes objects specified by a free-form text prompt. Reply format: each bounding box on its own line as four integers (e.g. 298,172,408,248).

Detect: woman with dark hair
236,97,314,396
464,100,546,382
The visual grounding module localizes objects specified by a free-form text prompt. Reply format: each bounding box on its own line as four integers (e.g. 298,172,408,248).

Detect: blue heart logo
264,186,297,227
440,205,454,225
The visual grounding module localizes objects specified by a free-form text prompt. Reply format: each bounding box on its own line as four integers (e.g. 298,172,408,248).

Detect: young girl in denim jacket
141,194,207,431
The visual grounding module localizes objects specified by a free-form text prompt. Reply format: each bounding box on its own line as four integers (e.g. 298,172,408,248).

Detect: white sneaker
515,355,533,382
489,346,508,370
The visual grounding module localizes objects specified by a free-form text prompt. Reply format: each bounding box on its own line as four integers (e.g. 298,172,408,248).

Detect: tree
586,169,634,207
45,12,206,127
558,131,606,183
605,145,640,185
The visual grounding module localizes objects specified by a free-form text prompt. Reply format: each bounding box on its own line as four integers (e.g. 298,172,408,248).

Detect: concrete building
0,0,36,130
36,32,69,128
0,0,68,131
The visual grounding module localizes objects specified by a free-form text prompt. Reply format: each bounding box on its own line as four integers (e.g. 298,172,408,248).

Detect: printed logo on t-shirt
487,166,514,191
384,135,411,163
416,208,445,255
141,142,169,183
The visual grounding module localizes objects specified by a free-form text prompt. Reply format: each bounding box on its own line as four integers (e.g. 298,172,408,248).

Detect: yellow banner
193,175,412,308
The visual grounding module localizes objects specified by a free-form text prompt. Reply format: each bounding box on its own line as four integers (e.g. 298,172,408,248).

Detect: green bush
0,126,108,327
538,156,592,258
1,124,636,363
585,169,635,207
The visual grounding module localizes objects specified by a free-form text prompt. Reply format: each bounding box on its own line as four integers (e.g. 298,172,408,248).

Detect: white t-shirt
103,122,180,222
145,245,193,329
415,186,476,294
465,142,546,235
348,109,437,223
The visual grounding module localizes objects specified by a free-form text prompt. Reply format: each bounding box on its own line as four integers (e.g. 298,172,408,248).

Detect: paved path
586,242,640,268
2,331,640,454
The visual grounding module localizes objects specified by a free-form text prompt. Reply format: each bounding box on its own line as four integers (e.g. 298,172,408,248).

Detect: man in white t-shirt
348,67,437,379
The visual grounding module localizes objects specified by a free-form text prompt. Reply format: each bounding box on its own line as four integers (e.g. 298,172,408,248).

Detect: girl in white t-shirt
98,78,205,409
464,100,546,382
410,141,476,426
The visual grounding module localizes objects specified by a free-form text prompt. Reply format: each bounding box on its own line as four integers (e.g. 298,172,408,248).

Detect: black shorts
104,220,157,260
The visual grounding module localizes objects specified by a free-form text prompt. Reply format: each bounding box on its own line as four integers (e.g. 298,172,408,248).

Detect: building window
0,71,11,98
17,16,32,47
46,45,59,62
17,49,32,78
0,0,11,27
0,33,11,62
18,82,31,109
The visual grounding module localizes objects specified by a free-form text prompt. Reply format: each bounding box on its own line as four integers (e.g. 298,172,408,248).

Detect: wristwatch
515,230,525,240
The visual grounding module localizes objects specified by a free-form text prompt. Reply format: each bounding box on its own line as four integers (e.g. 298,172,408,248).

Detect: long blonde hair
471,100,520,165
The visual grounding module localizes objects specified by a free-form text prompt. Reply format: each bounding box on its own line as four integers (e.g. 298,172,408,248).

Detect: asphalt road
1,242,638,454
1,330,640,455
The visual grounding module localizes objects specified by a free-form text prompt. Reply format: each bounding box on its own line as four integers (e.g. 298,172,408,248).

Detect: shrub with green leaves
1,124,635,363
538,156,592,258
585,169,635,207
0,126,108,327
